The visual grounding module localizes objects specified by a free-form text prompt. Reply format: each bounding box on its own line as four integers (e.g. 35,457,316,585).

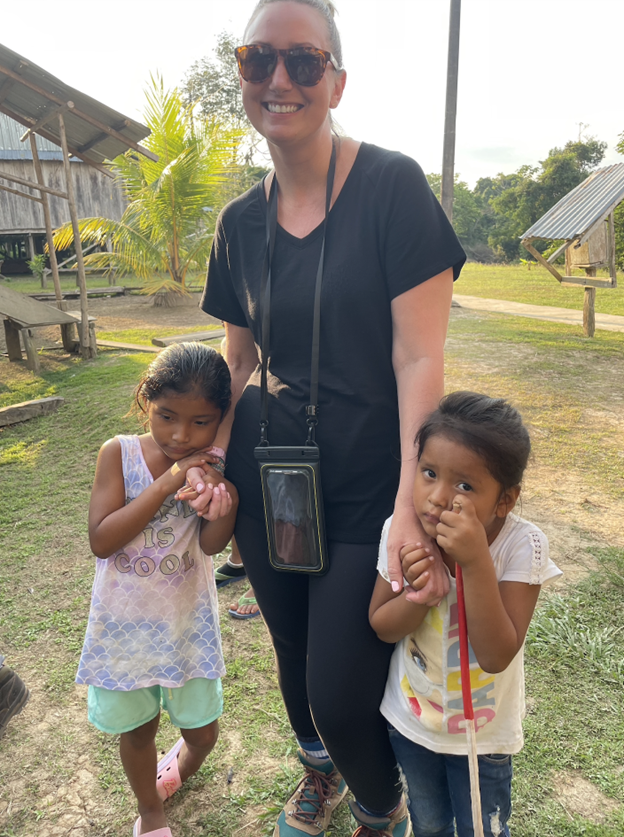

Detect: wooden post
22,328,40,373
58,112,95,359
583,267,596,337
4,319,22,361
30,134,62,303
440,0,461,223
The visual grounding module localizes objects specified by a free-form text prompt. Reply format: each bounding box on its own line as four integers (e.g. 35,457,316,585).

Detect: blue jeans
388,725,512,837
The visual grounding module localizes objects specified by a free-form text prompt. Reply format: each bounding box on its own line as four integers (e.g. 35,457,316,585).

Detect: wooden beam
0,63,156,161
0,182,43,203
0,396,65,427
78,120,130,153
30,133,63,304
58,111,95,360
608,212,618,288
521,239,563,282
152,329,225,347
20,102,73,142
0,168,68,199
560,277,615,290
0,103,114,178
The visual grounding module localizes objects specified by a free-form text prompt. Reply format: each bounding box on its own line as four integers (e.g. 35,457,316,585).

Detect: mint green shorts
88,677,223,735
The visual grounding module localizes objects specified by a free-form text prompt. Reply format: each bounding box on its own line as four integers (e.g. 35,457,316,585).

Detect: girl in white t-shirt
77,343,238,837
369,391,561,837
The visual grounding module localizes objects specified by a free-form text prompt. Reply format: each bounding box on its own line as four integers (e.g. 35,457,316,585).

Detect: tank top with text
76,435,225,690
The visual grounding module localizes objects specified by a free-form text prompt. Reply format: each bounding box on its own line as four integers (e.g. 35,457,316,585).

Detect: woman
202,1,466,835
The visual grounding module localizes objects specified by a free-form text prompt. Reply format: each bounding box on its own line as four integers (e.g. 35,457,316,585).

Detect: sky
2,0,623,186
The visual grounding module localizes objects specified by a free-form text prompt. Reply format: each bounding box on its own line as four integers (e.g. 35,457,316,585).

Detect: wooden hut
0,114,127,272
521,163,624,336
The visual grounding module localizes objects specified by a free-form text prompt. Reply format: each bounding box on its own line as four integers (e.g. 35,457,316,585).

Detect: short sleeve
380,156,466,300
200,215,248,328
499,525,562,586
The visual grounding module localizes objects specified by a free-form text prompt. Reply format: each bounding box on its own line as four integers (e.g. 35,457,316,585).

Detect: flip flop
133,817,172,837
214,561,247,588
228,593,261,620
156,737,184,800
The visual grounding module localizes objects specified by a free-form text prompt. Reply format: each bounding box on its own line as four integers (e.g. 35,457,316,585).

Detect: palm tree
53,75,243,304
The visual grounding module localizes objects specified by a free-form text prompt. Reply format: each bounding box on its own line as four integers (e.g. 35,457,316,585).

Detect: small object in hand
227,766,234,784
452,501,462,513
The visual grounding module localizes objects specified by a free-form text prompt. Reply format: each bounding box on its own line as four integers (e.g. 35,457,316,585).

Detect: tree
53,76,242,304
181,31,267,177
181,32,247,126
427,174,495,261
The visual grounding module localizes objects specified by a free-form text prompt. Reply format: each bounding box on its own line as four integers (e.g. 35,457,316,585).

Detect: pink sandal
156,737,185,801
133,817,172,837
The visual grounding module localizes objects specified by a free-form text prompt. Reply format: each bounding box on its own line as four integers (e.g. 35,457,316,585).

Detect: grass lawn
0,309,623,836
456,262,624,316
0,273,206,296
97,325,223,346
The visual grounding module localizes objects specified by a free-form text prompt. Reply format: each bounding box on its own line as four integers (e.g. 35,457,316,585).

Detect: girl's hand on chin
436,495,489,567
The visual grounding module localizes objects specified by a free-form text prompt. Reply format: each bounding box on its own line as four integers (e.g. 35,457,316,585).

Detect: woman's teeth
266,103,300,113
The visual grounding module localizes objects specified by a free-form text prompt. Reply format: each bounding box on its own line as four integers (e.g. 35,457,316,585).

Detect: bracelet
210,457,226,476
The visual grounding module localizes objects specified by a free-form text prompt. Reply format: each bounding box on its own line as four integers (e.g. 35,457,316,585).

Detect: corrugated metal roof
0,113,63,159
522,163,624,241
0,42,151,168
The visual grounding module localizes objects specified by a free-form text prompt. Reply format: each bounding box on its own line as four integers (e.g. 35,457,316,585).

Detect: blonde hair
244,0,345,70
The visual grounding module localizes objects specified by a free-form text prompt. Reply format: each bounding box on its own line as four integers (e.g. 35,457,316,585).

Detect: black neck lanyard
258,142,337,447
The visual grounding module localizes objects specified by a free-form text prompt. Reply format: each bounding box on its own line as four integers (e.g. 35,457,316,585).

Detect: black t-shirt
201,143,465,543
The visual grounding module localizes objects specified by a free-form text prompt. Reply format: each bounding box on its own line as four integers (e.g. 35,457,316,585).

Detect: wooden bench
0,285,96,374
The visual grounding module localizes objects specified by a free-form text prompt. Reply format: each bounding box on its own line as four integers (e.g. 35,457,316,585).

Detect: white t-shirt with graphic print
378,512,561,755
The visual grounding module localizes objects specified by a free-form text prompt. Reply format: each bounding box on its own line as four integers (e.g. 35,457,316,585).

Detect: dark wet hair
416,391,531,491
134,342,231,417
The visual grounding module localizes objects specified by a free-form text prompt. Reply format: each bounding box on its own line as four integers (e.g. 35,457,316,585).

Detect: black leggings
234,511,402,813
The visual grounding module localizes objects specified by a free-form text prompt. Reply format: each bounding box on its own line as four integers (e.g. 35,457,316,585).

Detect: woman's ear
329,69,347,109
496,485,520,518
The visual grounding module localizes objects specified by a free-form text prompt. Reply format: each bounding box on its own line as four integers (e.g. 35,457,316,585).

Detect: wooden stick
0,167,68,199
0,182,43,202
58,111,94,359
20,102,73,141
30,133,63,304
456,564,485,837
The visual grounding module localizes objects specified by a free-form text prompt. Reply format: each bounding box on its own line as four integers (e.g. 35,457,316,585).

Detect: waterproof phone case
254,446,328,574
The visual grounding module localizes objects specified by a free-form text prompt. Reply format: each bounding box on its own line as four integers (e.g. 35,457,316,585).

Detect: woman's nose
270,55,294,90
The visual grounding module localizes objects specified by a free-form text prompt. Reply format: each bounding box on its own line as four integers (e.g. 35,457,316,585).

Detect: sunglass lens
286,52,326,86
239,47,277,83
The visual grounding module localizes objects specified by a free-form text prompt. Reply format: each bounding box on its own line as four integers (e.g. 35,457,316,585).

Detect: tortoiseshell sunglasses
234,45,340,87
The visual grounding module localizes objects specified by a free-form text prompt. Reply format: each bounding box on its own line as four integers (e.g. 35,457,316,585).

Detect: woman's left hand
387,504,449,605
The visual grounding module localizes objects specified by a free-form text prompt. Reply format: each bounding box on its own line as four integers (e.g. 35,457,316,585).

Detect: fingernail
197,482,204,492
220,483,226,490
391,581,401,593
208,483,213,490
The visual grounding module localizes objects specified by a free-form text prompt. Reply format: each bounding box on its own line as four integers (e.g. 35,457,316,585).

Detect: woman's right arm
212,323,259,453
89,440,211,558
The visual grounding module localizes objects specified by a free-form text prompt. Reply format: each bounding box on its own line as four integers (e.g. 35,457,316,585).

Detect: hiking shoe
0,665,30,738
214,561,247,588
273,750,348,836
349,796,412,837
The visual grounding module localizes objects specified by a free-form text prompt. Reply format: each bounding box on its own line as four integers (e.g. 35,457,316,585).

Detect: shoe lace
352,828,392,837
289,768,336,826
